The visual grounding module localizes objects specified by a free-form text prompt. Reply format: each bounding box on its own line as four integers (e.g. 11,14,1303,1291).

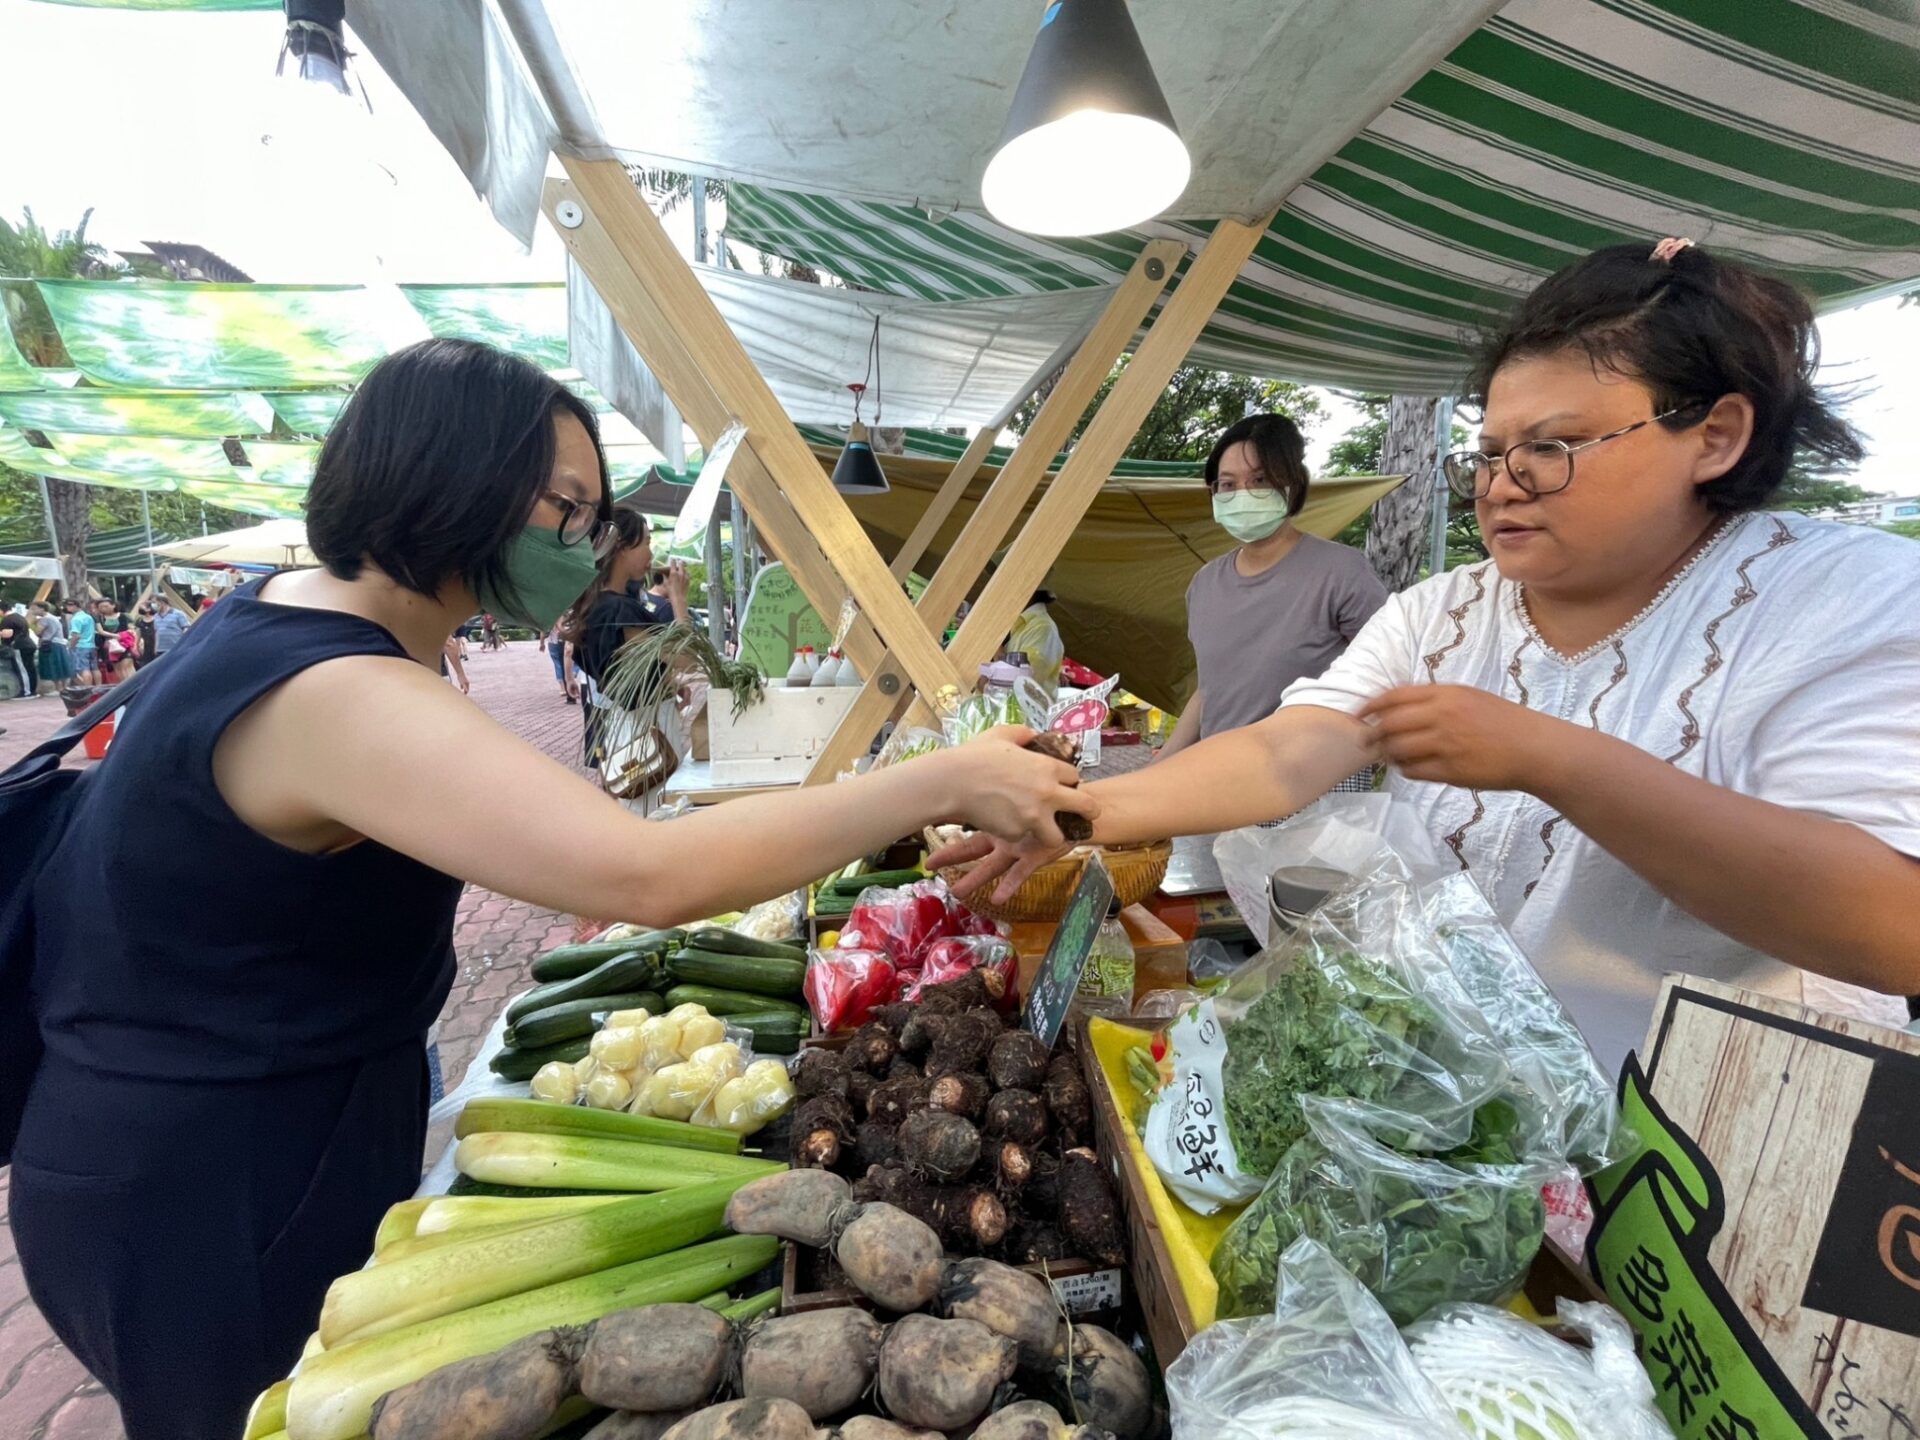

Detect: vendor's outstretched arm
942,704,1372,901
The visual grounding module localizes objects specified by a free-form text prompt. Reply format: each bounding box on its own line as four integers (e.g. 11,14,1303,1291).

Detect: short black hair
305,338,609,612
1204,413,1311,516
1470,243,1863,513
559,507,651,644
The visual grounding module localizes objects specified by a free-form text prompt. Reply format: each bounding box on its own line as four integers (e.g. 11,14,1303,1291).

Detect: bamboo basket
928,830,1173,924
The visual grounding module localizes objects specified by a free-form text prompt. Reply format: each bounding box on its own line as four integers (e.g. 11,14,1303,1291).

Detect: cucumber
489,1035,591,1082
682,927,806,962
663,984,806,1018
828,867,922,896
530,930,682,982
506,950,662,1025
505,991,664,1050
667,946,806,999
723,1011,808,1055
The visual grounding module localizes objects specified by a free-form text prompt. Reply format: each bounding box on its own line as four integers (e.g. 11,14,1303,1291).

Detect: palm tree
0,208,167,596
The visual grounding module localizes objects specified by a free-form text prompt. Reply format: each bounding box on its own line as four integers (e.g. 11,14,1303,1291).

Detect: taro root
854,1120,900,1170
726,1168,854,1248
926,1012,1000,1079
932,1184,1010,1251
1009,1221,1074,1267
897,1108,982,1183
847,1070,881,1116
984,1089,1049,1147
992,1139,1034,1193
795,1094,859,1170
1048,1325,1151,1440
918,970,995,1015
582,1412,693,1440
896,1009,936,1060
885,1055,923,1082
837,1419,943,1440
659,1398,818,1440
793,1047,851,1100
834,1201,944,1312
370,1326,584,1440
939,1258,1062,1369
866,1075,929,1126
851,1162,912,1207
1022,733,1092,843
738,1308,884,1420
927,1071,991,1121
1057,1148,1125,1267
877,1314,1018,1432
846,1022,900,1076
871,1003,913,1035
1042,1058,1092,1141
988,1032,1050,1093
579,1304,732,1412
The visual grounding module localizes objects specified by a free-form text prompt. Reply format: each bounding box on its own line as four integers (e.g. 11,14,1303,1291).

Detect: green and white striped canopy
724,0,1920,394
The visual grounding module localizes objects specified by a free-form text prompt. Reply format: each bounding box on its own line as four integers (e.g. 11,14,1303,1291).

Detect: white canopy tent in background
149,520,318,570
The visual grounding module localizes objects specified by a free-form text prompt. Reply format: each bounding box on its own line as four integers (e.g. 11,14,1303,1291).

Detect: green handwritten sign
1024,853,1113,1048
1587,1058,1822,1439
736,563,832,678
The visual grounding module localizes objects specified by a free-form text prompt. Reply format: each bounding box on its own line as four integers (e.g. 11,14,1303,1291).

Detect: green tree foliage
1010,358,1325,462
1883,518,1920,541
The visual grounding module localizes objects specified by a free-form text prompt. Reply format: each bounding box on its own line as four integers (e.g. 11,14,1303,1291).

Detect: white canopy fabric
346,0,1503,243
150,520,317,569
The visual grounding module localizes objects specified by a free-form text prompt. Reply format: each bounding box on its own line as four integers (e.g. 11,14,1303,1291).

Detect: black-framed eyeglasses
542,490,616,554
1442,404,1703,501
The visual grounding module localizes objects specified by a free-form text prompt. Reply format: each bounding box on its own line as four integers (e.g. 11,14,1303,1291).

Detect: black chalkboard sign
1023,852,1114,1048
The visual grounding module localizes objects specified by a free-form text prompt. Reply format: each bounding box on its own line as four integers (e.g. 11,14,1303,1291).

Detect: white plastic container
812,649,843,686
785,648,812,686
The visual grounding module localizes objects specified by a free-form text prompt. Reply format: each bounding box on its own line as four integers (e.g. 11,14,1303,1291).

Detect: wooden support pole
889,424,999,583
549,159,965,704
943,214,1277,688
804,239,1184,783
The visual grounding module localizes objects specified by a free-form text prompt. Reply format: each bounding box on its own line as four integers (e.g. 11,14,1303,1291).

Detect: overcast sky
0,0,1911,495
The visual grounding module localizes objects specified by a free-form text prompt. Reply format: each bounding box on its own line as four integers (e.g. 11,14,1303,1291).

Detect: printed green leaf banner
37,281,396,389
241,440,322,488
0,389,273,439
264,391,350,436
39,431,242,482
400,283,571,373
0,423,61,469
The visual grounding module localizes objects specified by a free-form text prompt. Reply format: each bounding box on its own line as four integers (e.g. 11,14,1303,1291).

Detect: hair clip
1649,237,1695,263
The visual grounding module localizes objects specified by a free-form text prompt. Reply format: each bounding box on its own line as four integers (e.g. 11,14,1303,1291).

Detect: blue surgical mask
1212,489,1290,543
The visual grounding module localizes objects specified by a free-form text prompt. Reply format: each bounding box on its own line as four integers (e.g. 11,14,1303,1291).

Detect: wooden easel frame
542,155,1273,791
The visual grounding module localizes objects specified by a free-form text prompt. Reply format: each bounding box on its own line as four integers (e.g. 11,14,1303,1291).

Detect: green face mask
1212,488,1291,543
476,524,600,630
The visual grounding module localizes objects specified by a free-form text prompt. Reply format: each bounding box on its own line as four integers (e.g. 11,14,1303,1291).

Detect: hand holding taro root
1022,732,1094,843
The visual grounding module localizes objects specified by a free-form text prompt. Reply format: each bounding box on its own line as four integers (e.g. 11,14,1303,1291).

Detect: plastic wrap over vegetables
1167,1238,1466,1440
1141,889,1513,1212
1209,1098,1564,1323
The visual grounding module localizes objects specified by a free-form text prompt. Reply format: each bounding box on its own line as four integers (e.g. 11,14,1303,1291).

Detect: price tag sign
1023,852,1113,1048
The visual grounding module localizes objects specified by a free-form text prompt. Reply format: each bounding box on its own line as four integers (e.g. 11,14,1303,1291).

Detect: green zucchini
663,984,806,1018
828,867,922,896
530,930,682,982
667,946,806,999
505,991,664,1050
506,950,662,1025
722,1011,808,1055
489,1035,591,1082
682,928,806,962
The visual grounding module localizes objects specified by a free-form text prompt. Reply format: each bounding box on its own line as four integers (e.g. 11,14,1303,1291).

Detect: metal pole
36,472,58,546
1428,396,1454,577
731,492,748,643
690,175,710,266
141,489,157,591
703,513,726,649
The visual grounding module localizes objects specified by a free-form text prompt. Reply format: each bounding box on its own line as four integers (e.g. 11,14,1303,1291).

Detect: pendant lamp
831,383,890,496
982,0,1190,236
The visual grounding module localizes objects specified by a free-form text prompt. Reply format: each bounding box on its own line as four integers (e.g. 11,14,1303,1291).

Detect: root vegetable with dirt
738,1308,884,1420
578,1304,733,1413
876,1314,1018,1432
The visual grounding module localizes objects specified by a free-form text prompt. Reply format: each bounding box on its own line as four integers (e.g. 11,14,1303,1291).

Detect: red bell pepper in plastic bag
805,948,898,1032
906,936,1018,1011
842,881,951,970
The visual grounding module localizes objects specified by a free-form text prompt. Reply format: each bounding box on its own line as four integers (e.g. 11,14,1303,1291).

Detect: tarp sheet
843,458,1402,711
0,523,184,574
0,388,273,438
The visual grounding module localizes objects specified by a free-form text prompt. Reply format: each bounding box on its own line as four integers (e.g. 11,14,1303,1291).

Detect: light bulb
983,108,1190,236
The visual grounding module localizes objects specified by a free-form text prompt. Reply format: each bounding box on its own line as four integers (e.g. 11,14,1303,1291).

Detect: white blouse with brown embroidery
1281,510,1920,1070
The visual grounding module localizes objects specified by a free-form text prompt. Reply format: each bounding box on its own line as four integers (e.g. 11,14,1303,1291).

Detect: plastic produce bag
730,888,806,945
1209,1099,1563,1323
905,935,1016,1008
804,947,898,1032
1407,1298,1674,1440
1167,1238,1466,1440
840,880,952,970
1142,885,1514,1212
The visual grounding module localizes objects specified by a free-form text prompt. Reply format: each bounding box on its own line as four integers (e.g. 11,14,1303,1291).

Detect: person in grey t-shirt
1157,414,1387,784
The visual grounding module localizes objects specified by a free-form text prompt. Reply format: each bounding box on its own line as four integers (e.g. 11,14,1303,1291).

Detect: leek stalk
286,1233,778,1440
455,1097,742,1153
371,1198,433,1253
413,1193,622,1237
321,1175,750,1347
454,1132,783,1192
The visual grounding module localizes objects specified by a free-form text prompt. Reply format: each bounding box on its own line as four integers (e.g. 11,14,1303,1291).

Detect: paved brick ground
0,639,586,1440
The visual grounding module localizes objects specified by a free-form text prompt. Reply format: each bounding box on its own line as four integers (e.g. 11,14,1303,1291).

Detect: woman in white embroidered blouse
937,240,1920,1070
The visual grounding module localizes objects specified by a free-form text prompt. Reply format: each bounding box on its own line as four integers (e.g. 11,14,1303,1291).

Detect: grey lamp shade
982,0,1190,235
831,421,891,496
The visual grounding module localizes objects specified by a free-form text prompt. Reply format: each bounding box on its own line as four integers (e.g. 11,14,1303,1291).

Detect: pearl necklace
1513,513,1747,667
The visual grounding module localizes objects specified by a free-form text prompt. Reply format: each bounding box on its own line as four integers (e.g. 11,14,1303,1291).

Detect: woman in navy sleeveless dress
11,339,1092,1440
